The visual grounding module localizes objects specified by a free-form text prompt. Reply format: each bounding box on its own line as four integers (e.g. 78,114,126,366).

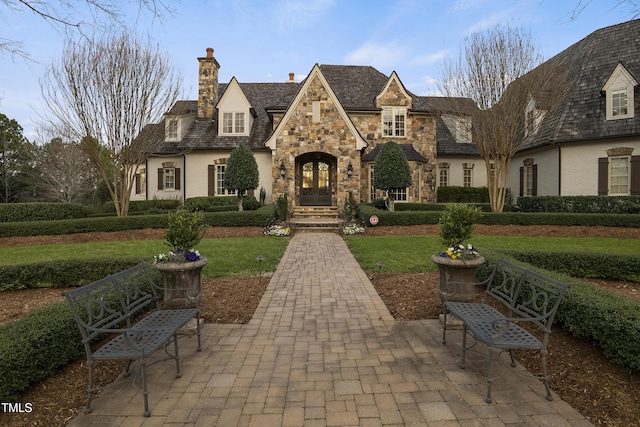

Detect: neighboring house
509,19,640,198
132,48,474,212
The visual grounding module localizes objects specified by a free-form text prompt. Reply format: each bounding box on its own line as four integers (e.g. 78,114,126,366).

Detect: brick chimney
287,72,295,83
197,47,220,119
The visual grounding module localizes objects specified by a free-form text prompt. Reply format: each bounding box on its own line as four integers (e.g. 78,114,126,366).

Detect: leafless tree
40,32,182,216
28,134,98,203
438,25,565,212
1,0,176,60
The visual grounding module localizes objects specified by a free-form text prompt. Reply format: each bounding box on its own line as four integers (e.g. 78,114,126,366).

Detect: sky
0,0,635,140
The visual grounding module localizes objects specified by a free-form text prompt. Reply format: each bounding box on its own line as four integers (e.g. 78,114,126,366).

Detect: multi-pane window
164,168,175,190
610,156,629,195
222,112,245,134
439,166,449,187
382,107,406,137
216,165,236,195
463,168,473,187
524,165,534,196
388,187,407,202
612,89,628,117
166,119,178,140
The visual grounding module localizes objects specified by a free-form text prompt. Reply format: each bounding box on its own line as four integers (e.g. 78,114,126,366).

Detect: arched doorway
298,153,335,206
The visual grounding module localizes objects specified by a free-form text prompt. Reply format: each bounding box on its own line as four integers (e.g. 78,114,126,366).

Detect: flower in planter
441,244,480,260
155,207,207,263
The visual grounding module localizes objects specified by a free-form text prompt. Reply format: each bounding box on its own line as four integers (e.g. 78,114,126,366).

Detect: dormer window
166,118,179,141
524,98,545,137
382,107,406,137
222,111,246,135
602,63,637,121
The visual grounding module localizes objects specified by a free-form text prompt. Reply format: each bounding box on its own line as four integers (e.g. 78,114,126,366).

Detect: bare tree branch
0,0,177,59
438,25,566,212
40,32,182,216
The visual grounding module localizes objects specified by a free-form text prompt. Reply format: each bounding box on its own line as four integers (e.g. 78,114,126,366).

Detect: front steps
291,206,342,233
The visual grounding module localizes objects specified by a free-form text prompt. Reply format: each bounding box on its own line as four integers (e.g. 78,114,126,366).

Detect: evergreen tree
372,141,412,211
224,146,259,211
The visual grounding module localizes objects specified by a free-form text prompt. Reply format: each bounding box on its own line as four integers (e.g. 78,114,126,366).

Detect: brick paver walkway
69,233,592,426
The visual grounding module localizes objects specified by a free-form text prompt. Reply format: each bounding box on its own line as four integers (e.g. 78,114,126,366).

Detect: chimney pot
206,47,214,58
288,72,295,82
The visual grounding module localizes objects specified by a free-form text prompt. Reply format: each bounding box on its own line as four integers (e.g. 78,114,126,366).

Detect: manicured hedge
0,258,149,291
0,203,88,222
518,195,640,214
502,250,640,282
0,301,84,402
357,205,640,228
0,205,275,238
184,196,238,211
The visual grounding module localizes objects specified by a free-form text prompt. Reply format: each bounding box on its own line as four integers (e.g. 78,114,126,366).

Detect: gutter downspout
183,153,187,201
145,158,149,200
557,144,562,196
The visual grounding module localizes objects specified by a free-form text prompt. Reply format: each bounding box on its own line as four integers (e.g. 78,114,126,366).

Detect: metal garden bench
441,258,569,403
63,263,202,417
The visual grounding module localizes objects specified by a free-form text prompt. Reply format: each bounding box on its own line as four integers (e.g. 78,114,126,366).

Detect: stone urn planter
431,254,486,303
154,257,208,309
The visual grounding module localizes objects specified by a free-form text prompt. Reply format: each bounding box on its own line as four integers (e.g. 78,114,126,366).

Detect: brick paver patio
68,233,592,426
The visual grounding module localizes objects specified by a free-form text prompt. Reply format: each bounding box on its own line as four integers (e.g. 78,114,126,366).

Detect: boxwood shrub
0,258,149,291
0,301,84,402
0,203,88,222
518,195,640,214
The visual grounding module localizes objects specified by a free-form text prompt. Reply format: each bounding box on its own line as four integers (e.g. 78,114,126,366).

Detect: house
132,48,475,213
509,19,640,197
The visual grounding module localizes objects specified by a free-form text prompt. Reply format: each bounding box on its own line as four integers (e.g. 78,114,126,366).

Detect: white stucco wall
437,156,488,188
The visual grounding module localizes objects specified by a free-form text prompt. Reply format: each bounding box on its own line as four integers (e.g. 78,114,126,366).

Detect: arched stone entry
297,152,336,206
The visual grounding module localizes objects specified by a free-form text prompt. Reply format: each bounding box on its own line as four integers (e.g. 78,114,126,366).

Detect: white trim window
612,89,629,118
603,64,637,120
382,107,406,137
439,164,449,187
609,156,630,195
216,165,236,195
463,167,473,188
166,118,178,141
164,168,175,190
388,187,408,202
221,111,246,135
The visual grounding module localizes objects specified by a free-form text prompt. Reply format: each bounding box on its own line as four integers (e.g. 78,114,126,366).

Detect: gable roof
522,19,640,150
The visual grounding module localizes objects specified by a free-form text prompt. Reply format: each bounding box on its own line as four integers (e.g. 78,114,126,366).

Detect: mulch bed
1,225,639,426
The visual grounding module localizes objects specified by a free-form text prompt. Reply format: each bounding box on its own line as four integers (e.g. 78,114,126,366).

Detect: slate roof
142,64,473,155
361,143,429,163
522,19,640,151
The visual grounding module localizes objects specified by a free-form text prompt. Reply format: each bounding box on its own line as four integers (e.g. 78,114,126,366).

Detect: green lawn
0,237,290,278
345,234,639,272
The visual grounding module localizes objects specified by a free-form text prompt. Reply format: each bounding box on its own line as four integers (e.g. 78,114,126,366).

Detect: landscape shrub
517,195,640,213
436,186,491,203
503,251,640,282
184,196,237,211
242,195,262,211
0,203,87,222
0,301,84,402
0,206,275,238
0,258,149,291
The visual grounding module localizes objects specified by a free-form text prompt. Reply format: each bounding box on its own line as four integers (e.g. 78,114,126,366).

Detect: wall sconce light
279,161,286,178
347,162,353,177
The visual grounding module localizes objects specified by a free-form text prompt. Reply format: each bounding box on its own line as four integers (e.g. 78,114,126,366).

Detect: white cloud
451,0,488,13
273,0,335,31
409,50,449,66
344,41,407,70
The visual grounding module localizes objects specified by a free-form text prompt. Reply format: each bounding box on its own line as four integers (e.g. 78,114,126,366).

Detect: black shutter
208,165,215,196
135,174,141,194
598,157,608,195
175,168,181,191
519,167,524,197
158,168,164,191
630,156,640,195
532,164,538,196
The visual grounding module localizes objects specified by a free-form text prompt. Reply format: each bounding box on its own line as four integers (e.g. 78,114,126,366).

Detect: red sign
369,215,379,226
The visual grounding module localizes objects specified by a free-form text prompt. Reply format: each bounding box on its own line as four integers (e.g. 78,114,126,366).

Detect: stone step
291,217,342,233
